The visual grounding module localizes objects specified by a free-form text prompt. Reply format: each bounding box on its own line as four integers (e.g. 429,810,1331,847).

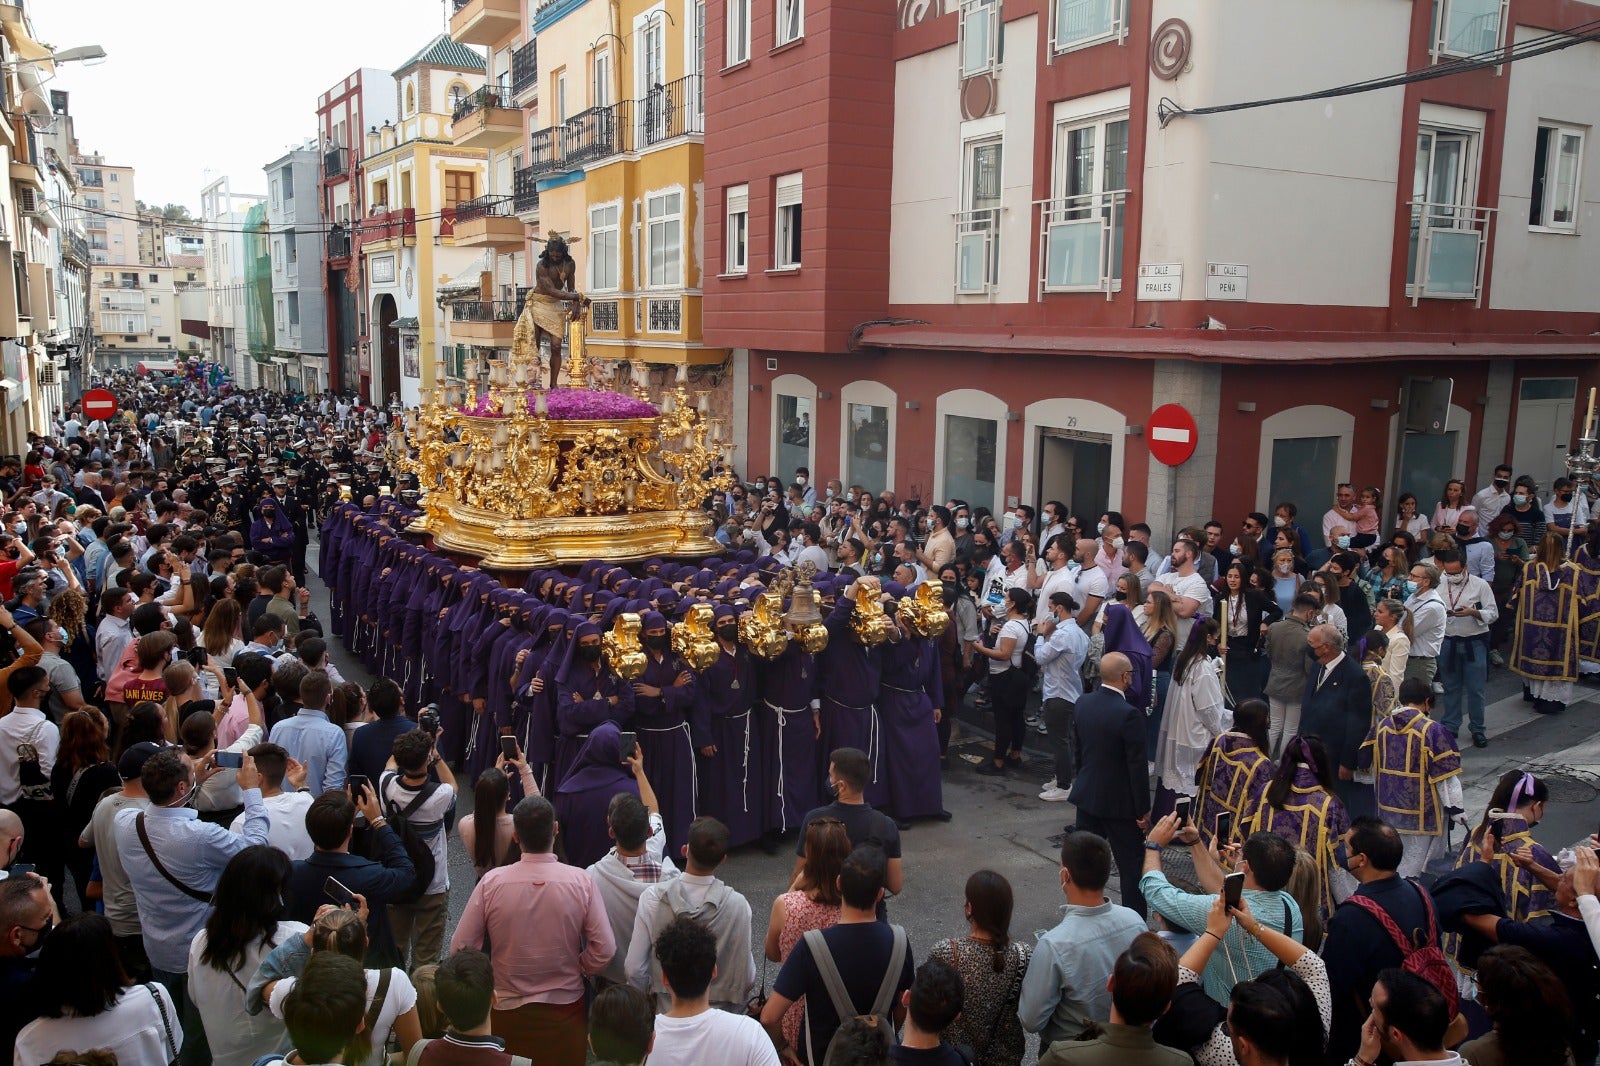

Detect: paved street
312,544,1600,1062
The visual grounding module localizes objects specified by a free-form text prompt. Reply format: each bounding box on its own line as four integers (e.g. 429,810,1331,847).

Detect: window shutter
727,184,748,215
775,173,803,209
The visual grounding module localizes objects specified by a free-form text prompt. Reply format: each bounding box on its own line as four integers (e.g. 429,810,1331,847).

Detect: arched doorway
373,294,399,408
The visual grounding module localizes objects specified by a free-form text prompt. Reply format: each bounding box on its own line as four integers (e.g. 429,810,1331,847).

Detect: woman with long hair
1394,492,1431,540
202,596,246,666
1249,735,1350,919
1373,535,1416,601
1460,770,1558,922
115,699,170,755
973,587,1034,775
1194,697,1273,847
15,913,184,1066
1309,572,1347,641
1373,598,1412,682
1433,478,1468,533
190,845,305,1065
1269,548,1303,615
1214,560,1280,704
49,708,119,911
1155,619,1225,816
1139,588,1181,761
928,870,1032,1066
1460,945,1575,1066
457,750,539,882
1508,531,1580,714
48,588,99,702
764,817,852,1050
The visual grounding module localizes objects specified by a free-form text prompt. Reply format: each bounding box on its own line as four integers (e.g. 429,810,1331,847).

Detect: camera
418,705,440,736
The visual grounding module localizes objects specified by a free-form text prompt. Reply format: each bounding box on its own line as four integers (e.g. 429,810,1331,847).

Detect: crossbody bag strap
135,812,212,903
869,926,909,1018
146,982,179,1063
366,967,393,1038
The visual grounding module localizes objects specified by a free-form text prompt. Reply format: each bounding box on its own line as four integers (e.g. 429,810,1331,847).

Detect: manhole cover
1533,770,1600,803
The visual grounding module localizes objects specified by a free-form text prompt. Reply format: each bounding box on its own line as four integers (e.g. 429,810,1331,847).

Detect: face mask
1274,515,1287,528
941,579,958,598
1456,525,1474,539
1333,840,1353,872
1559,492,1573,502
577,643,603,662
1112,536,1125,550
1278,561,1293,573
1113,590,1127,601
1402,579,1418,597
643,632,668,651
923,518,932,531
1496,530,1514,541
1229,543,1241,556
1096,522,1107,535
796,477,807,486
956,517,969,530
1002,513,1020,531
1513,494,1528,506
825,487,834,498
1494,479,1509,488
715,625,739,642
1335,536,1351,549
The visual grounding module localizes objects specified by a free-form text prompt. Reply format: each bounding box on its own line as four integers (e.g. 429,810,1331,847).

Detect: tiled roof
397,34,486,73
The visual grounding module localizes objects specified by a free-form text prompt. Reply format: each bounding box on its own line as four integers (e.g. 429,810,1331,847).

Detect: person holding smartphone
380,729,456,971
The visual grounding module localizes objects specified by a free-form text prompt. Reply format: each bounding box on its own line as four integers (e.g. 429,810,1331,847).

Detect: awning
437,260,488,299
853,323,1600,365
2,22,52,64
391,317,419,330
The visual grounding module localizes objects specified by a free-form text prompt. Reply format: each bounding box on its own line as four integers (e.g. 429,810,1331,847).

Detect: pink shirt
449,851,615,1008
216,695,251,749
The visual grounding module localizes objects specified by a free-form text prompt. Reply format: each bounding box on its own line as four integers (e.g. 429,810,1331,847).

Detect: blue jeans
1440,634,1488,737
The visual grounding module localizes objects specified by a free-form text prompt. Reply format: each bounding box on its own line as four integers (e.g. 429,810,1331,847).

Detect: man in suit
1298,623,1373,818
1066,652,1150,917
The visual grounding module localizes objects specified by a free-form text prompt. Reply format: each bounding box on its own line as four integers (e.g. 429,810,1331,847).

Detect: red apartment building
704,0,1600,545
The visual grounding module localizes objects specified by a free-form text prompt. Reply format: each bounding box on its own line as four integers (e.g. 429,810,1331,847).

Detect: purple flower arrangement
457,388,660,420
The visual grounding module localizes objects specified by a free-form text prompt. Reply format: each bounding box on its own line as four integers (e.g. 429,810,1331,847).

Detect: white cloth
989,618,1030,674
625,872,756,1012
1155,658,1227,796
268,965,417,1066
1069,565,1110,619
1034,565,1078,623
1472,485,1510,535
0,706,57,805
381,772,456,895
15,984,182,1066
1160,571,1211,647
1406,589,1447,657
1439,573,1497,637
188,922,306,1066
647,1009,782,1066
230,790,316,861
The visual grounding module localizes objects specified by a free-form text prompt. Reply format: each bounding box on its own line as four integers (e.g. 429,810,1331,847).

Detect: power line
1158,18,1600,126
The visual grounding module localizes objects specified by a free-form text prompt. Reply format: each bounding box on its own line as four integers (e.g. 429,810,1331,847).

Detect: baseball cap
118,741,163,781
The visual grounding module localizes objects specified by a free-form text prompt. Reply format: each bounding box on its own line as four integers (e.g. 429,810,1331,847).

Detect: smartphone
11,863,35,877
1489,817,1507,848
323,876,356,909
1175,796,1192,827
499,736,518,761
1215,811,1235,845
347,775,370,802
214,750,243,769
223,667,238,689
619,731,637,760
185,646,208,668
1224,871,1245,910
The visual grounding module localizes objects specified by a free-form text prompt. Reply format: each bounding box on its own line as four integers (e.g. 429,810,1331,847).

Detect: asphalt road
310,546,1600,1063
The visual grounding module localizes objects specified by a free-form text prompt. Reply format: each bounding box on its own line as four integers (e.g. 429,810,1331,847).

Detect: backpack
803,924,909,1066
374,771,449,905
1346,879,1459,1017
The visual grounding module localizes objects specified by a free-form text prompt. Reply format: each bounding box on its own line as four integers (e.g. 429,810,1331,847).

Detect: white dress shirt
0,706,57,804
1407,589,1447,658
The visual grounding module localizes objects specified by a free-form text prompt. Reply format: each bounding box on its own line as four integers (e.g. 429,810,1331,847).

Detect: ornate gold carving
899,579,950,638
672,603,722,672
849,576,895,646
604,612,647,680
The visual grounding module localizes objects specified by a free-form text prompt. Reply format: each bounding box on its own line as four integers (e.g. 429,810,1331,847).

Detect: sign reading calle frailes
1137,263,1183,301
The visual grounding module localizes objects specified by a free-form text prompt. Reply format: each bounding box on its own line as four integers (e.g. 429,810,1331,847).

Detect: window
282,167,295,201
288,292,300,325
109,172,118,182
556,72,568,123
152,315,162,328
287,237,298,265
848,403,889,493
593,50,611,108
405,83,417,115
1530,124,1583,231
727,0,751,64
646,190,683,287
444,170,476,209
148,273,159,283
1430,0,1503,58
373,179,390,208
1408,124,1486,299
957,138,1002,294
776,0,803,46
776,393,813,476
1052,0,1126,53
725,184,749,274
157,336,171,343
774,172,802,268
944,414,998,508
960,0,1000,76
589,203,620,291
1043,110,1129,291
270,178,280,207
150,296,160,304
448,83,468,113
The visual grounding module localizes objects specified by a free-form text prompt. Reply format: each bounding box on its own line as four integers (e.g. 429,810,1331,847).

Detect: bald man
0,811,20,874
1066,651,1151,917
1299,623,1374,817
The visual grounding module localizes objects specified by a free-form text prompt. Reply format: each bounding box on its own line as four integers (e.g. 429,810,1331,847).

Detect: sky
32,0,468,211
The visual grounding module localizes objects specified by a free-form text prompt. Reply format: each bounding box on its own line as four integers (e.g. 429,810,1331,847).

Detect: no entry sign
1148,403,1198,466
82,388,118,421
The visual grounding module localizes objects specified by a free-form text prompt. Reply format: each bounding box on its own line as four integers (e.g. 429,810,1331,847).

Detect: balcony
65,232,89,267
1407,200,1495,305
524,127,563,179
451,85,522,149
324,148,349,180
511,39,538,101
635,76,703,149
1430,0,1504,60
513,168,541,216
1036,189,1127,299
449,0,520,46
453,194,525,247
327,228,352,261
562,105,623,168
358,207,416,254
449,299,519,343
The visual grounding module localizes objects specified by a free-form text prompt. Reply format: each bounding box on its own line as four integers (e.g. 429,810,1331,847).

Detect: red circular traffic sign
1148,403,1198,466
81,388,118,421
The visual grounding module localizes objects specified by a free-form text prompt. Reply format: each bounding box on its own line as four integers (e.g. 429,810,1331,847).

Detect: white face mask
1096,522,1107,534
1274,515,1287,528
956,517,969,530
796,477,807,486
825,486,834,498
1112,536,1125,550
1002,513,1020,531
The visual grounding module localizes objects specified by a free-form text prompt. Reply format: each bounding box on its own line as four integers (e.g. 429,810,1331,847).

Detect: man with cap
631,609,699,853
81,740,158,979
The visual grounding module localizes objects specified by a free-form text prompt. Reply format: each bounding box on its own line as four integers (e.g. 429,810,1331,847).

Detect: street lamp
47,45,107,64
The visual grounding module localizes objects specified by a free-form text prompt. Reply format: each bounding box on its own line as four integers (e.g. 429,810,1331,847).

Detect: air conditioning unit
15,189,38,216
36,361,56,386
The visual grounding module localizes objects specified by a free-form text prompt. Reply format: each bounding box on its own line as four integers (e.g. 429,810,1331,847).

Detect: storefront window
776,393,812,480
848,402,890,493
943,414,997,510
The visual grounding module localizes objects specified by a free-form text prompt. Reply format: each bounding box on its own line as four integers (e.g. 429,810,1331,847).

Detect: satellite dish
20,90,54,134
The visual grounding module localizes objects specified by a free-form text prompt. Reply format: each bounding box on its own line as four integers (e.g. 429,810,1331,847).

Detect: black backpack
372,771,450,905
